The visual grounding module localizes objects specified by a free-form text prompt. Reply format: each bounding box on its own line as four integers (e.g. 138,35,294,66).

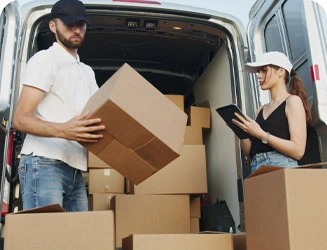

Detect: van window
264,0,306,61
282,0,306,61
262,0,313,106
264,15,283,52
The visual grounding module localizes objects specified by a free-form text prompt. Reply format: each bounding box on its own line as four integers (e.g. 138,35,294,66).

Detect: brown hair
268,65,312,123
287,68,312,123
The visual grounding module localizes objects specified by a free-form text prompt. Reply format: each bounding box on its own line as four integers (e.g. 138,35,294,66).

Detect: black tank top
250,100,290,157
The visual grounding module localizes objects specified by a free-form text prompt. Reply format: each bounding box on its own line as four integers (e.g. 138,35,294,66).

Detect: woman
233,51,311,173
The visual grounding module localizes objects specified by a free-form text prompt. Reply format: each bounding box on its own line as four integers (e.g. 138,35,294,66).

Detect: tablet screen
216,104,249,139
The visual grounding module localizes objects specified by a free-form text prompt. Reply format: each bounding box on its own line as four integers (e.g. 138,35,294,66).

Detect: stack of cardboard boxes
87,90,212,248
8,62,326,250
3,63,244,250
87,152,124,210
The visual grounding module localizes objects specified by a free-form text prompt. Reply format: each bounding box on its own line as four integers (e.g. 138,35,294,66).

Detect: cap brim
60,16,91,25
245,62,266,73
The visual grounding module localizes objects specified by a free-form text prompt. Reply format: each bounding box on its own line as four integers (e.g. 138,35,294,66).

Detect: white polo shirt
20,42,99,171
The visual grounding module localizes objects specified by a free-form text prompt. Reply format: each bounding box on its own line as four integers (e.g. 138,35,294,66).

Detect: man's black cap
50,0,90,24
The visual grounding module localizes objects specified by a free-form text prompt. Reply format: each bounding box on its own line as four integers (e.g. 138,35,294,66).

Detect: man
13,0,104,211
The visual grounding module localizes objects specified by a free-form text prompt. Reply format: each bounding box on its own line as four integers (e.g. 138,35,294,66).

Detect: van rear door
0,0,20,215
247,0,327,162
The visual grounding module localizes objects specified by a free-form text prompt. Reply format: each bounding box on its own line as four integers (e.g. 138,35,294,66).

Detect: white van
0,0,326,231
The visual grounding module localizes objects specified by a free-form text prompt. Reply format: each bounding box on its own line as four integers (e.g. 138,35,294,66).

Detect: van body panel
0,1,20,215
0,0,15,14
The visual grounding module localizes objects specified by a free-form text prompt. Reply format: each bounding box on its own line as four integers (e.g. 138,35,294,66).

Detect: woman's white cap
245,51,293,74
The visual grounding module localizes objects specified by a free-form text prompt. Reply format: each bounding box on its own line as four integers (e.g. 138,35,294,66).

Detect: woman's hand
232,113,266,140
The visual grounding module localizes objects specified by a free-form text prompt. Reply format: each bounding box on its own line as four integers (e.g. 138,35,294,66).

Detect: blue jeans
250,151,298,173
18,154,88,211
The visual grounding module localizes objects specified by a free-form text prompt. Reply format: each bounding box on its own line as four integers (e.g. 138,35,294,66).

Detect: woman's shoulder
286,94,302,104
285,95,304,110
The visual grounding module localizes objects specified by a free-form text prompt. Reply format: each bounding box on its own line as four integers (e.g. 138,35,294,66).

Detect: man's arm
13,85,105,143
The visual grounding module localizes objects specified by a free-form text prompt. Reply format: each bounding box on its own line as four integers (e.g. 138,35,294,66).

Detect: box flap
13,203,65,214
247,165,284,178
247,161,327,178
296,161,327,168
198,231,229,234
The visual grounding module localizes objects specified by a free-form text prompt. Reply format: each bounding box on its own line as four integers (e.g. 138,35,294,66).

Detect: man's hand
14,85,105,143
59,111,105,142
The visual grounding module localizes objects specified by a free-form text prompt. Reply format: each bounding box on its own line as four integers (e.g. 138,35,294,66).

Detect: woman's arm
273,95,307,159
240,139,251,159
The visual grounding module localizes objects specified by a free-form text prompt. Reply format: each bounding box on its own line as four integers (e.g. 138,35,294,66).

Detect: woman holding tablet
232,51,311,173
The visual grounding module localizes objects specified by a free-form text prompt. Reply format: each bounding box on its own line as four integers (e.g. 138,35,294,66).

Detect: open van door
0,0,20,217
247,0,327,163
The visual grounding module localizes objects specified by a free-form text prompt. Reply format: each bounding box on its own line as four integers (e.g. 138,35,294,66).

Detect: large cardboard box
122,233,233,250
244,165,327,250
88,168,125,194
133,145,207,194
112,194,190,248
82,63,187,184
4,204,115,250
165,94,184,110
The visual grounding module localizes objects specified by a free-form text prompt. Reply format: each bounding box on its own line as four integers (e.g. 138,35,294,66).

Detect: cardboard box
112,194,190,248
4,204,115,250
122,233,233,250
233,233,247,250
125,177,134,194
133,145,207,194
88,151,111,168
184,126,203,145
191,218,200,233
165,94,184,110
82,63,187,184
88,169,125,194
244,165,327,250
90,193,115,211
186,106,211,128
190,197,201,218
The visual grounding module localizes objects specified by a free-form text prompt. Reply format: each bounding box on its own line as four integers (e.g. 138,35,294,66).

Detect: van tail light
310,64,320,82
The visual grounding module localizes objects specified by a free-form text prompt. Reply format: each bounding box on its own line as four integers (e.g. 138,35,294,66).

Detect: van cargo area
14,2,252,228
2,2,327,244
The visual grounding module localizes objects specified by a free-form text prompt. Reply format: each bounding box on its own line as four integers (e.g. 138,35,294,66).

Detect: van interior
32,10,225,107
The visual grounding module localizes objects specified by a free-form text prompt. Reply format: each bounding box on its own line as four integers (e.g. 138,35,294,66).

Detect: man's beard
56,29,84,49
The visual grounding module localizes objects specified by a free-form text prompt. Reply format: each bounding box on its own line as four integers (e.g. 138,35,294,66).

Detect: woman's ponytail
288,68,312,123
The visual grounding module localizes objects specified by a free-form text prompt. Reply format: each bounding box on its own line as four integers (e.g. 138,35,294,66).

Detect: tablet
216,104,249,139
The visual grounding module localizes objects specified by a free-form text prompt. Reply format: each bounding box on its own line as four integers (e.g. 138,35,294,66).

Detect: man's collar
53,42,80,64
